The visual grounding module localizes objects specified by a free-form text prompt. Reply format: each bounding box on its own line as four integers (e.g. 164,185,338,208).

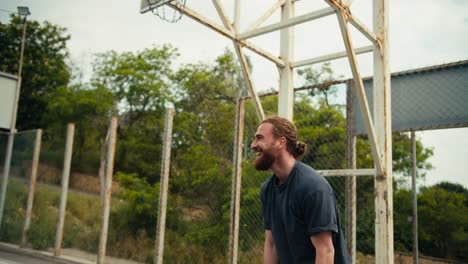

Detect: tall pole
54,123,75,256
0,11,29,232
154,107,175,264
373,0,394,262
21,129,42,246
229,96,246,264
345,80,357,264
97,117,118,264
278,0,294,120
411,130,419,264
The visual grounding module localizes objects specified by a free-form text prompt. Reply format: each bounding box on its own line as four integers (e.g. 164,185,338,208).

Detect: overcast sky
1,0,467,188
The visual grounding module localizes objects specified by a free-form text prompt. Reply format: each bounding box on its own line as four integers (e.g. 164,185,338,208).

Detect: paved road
0,250,51,264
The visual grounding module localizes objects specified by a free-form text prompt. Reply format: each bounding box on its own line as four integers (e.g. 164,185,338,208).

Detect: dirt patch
21,162,120,195
182,205,210,221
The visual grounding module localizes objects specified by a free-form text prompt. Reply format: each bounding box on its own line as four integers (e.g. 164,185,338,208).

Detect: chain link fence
160,100,237,263
0,130,35,245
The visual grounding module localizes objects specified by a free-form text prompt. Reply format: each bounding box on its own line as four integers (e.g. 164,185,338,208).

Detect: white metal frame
141,0,393,262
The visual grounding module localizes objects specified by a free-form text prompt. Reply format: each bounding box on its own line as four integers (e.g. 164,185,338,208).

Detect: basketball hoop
144,0,187,23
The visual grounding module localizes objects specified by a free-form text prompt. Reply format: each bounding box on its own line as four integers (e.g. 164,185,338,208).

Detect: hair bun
294,141,307,160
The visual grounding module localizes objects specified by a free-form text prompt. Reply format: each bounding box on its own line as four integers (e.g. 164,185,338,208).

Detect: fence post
346,80,357,263
411,130,419,264
97,117,118,264
154,107,175,264
21,129,42,247
229,96,246,264
54,123,75,256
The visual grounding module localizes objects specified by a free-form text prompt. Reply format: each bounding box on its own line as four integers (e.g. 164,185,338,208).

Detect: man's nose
250,140,256,150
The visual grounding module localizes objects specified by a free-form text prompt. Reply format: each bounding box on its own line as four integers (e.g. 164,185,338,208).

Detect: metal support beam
278,0,294,120
292,45,373,68
168,3,285,68
212,0,234,32
325,0,380,47
349,16,380,47
228,96,246,264
335,9,384,175
317,169,375,177
245,0,286,31
238,7,335,41
373,0,394,261
154,107,175,264
233,42,265,121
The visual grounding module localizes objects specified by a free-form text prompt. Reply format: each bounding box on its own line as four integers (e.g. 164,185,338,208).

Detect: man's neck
272,155,297,185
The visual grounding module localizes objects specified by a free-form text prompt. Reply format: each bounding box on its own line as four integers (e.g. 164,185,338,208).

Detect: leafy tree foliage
418,184,468,260
44,84,115,171
92,45,178,183
297,62,341,107
0,16,71,130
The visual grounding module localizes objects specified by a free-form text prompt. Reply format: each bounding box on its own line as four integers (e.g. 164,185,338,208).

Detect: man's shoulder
260,175,275,196
293,162,332,194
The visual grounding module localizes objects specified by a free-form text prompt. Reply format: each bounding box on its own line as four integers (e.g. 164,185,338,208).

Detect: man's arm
311,231,334,264
264,230,278,264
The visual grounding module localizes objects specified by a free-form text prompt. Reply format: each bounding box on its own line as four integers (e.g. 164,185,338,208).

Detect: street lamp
17,6,31,17
17,6,30,76
0,6,31,234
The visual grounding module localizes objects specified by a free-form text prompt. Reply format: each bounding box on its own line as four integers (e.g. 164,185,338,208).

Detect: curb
0,242,92,264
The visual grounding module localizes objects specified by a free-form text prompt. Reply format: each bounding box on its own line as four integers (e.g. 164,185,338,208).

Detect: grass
0,177,268,263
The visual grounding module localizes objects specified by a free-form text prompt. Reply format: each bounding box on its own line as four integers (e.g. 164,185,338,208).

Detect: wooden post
54,123,75,256
154,107,175,264
229,97,246,264
21,129,42,247
345,81,357,263
97,117,118,264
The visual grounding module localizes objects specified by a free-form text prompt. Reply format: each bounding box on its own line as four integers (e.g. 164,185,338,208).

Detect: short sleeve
302,191,338,237
260,184,271,230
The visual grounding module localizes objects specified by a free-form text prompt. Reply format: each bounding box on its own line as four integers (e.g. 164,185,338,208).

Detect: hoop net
145,0,187,23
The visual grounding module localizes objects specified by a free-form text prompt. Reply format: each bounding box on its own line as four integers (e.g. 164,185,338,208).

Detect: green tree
171,50,240,209
92,45,178,182
418,184,468,260
45,84,116,172
0,16,71,130
297,62,341,107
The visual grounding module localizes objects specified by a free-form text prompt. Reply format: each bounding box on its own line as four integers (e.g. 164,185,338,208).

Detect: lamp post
17,6,30,76
0,6,31,233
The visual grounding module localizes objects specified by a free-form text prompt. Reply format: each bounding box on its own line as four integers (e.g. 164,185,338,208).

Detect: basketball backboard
0,71,19,130
140,0,171,14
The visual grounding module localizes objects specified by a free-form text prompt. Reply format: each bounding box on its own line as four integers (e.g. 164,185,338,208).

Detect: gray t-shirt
260,161,350,263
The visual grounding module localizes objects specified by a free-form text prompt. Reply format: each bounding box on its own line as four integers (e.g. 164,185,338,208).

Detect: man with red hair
251,116,349,263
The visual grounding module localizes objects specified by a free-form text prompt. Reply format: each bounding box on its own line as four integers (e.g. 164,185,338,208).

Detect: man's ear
279,136,287,148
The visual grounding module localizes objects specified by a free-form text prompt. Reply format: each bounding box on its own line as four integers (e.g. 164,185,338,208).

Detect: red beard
254,147,276,171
